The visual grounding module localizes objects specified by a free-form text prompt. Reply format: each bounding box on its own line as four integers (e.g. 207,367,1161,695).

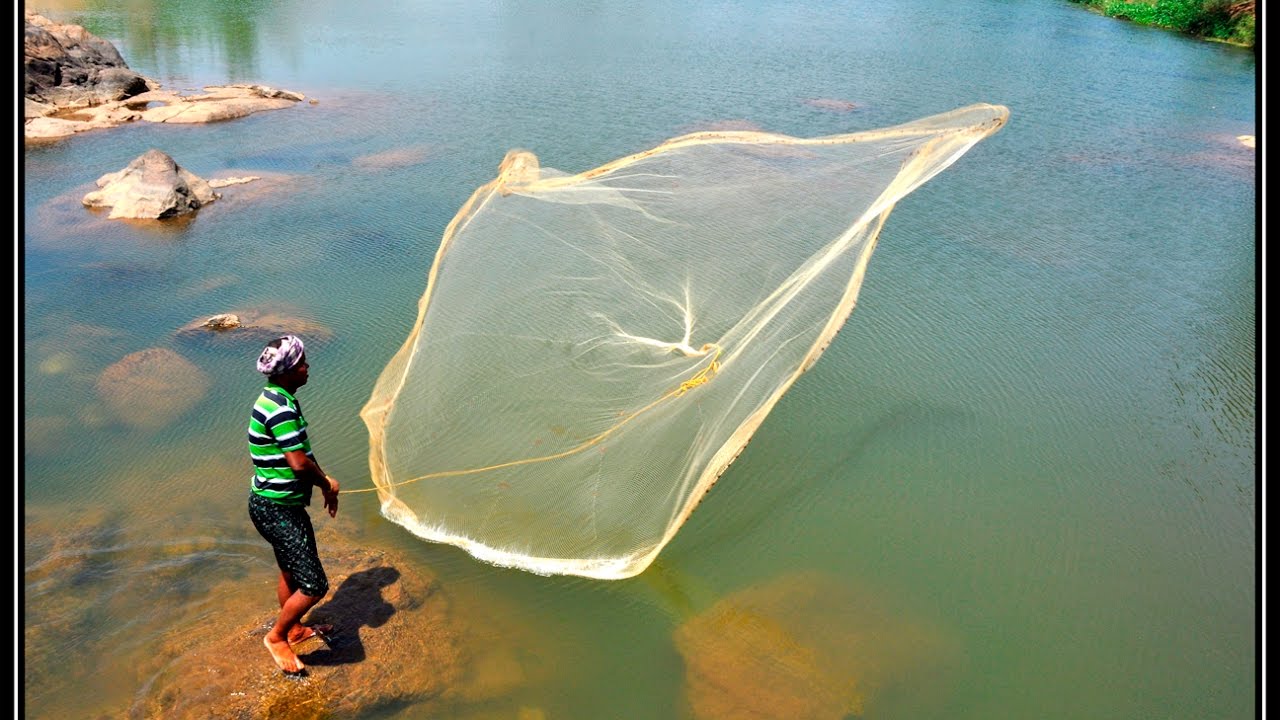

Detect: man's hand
322,475,340,518
285,450,339,517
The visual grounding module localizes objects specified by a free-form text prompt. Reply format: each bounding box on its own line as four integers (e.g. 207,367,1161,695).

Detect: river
22,1,1256,717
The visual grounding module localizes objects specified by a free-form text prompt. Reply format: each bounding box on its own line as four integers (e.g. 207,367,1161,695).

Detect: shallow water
23,1,1255,718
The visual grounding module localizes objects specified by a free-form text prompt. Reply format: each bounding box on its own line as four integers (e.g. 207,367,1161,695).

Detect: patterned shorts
248,492,330,597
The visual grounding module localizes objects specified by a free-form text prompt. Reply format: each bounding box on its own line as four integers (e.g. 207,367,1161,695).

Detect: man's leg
278,571,294,607
263,589,322,673
256,501,331,670
252,497,330,670
278,571,332,644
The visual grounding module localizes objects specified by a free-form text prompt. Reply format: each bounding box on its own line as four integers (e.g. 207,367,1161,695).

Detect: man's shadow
296,566,400,666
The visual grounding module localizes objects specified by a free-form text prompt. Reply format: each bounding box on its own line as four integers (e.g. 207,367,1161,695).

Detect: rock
26,83,306,139
203,314,243,330
135,545,467,719
140,85,303,124
24,96,56,118
24,11,156,115
25,116,104,139
25,103,144,141
176,308,334,346
24,490,559,719
22,15,305,142
82,149,220,219
23,503,126,709
803,98,858,112
236,83,305,102
353,145,432,170
674,572,961,720
35,351,75,375
95,347,209,430
455,646,528,703
208,176,261,188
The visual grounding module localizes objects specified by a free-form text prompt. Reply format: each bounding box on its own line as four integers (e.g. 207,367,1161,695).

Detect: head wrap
257,335,306,376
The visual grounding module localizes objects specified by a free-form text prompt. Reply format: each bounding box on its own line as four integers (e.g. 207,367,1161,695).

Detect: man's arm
284,450,339,517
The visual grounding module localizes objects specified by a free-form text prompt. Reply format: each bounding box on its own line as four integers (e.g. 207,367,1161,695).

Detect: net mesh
361,103,1009,578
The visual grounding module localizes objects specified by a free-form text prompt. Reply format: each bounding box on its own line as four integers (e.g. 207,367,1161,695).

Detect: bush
1092,0,1255,44
1229,11,1255,45
1104,0,1202,31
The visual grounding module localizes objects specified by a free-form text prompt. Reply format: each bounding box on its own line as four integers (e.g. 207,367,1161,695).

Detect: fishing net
361,103,1009,578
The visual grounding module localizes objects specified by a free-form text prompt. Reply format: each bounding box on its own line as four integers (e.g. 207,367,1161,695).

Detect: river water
22,1,1256,718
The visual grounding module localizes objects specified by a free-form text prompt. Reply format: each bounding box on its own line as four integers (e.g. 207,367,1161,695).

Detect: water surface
23,1,1255,718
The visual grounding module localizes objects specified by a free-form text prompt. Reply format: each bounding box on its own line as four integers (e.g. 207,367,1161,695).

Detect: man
247,334,340,673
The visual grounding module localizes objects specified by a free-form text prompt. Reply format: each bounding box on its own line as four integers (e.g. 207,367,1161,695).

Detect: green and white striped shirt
248,383,314,506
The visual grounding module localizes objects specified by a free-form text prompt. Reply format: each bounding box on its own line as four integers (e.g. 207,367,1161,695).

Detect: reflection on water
42,0,272,83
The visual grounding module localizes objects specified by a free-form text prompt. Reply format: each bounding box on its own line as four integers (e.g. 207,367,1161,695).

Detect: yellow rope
343,344,723,495
676,352,720,396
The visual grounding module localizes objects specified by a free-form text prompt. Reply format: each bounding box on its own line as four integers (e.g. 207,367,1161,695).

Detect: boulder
82,149,220,219
203,314,243,330
24,11,155,115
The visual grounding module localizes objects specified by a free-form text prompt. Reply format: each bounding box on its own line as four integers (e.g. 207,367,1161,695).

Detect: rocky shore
24,10,308,142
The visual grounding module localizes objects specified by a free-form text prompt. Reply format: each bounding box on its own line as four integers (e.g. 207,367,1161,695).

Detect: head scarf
257,335,306,376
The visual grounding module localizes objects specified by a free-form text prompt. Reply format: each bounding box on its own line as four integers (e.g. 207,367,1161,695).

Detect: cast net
361,103,1009,578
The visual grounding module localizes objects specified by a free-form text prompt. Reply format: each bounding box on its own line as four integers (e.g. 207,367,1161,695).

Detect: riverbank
1068,0,1256,47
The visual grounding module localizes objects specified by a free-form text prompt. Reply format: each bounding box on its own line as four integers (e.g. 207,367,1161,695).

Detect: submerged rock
95,347,209,430
208,176,262,188
82,149,220,220
25,481,564,719
353,145,432,170
23,504,129,711
674,572,961,719
136,545,467,719
176,308,335,347
803,98,859,112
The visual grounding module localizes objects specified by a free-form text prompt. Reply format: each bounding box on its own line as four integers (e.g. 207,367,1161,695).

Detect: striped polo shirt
248,383,314,506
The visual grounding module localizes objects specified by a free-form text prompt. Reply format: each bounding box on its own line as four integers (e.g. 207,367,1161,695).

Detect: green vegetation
1069,0,1257,46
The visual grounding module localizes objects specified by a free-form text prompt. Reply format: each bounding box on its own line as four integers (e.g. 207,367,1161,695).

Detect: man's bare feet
287,623,334,645
264,633,305,673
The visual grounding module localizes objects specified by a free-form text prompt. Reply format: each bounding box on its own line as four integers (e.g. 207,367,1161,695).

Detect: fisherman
246,335,340,673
